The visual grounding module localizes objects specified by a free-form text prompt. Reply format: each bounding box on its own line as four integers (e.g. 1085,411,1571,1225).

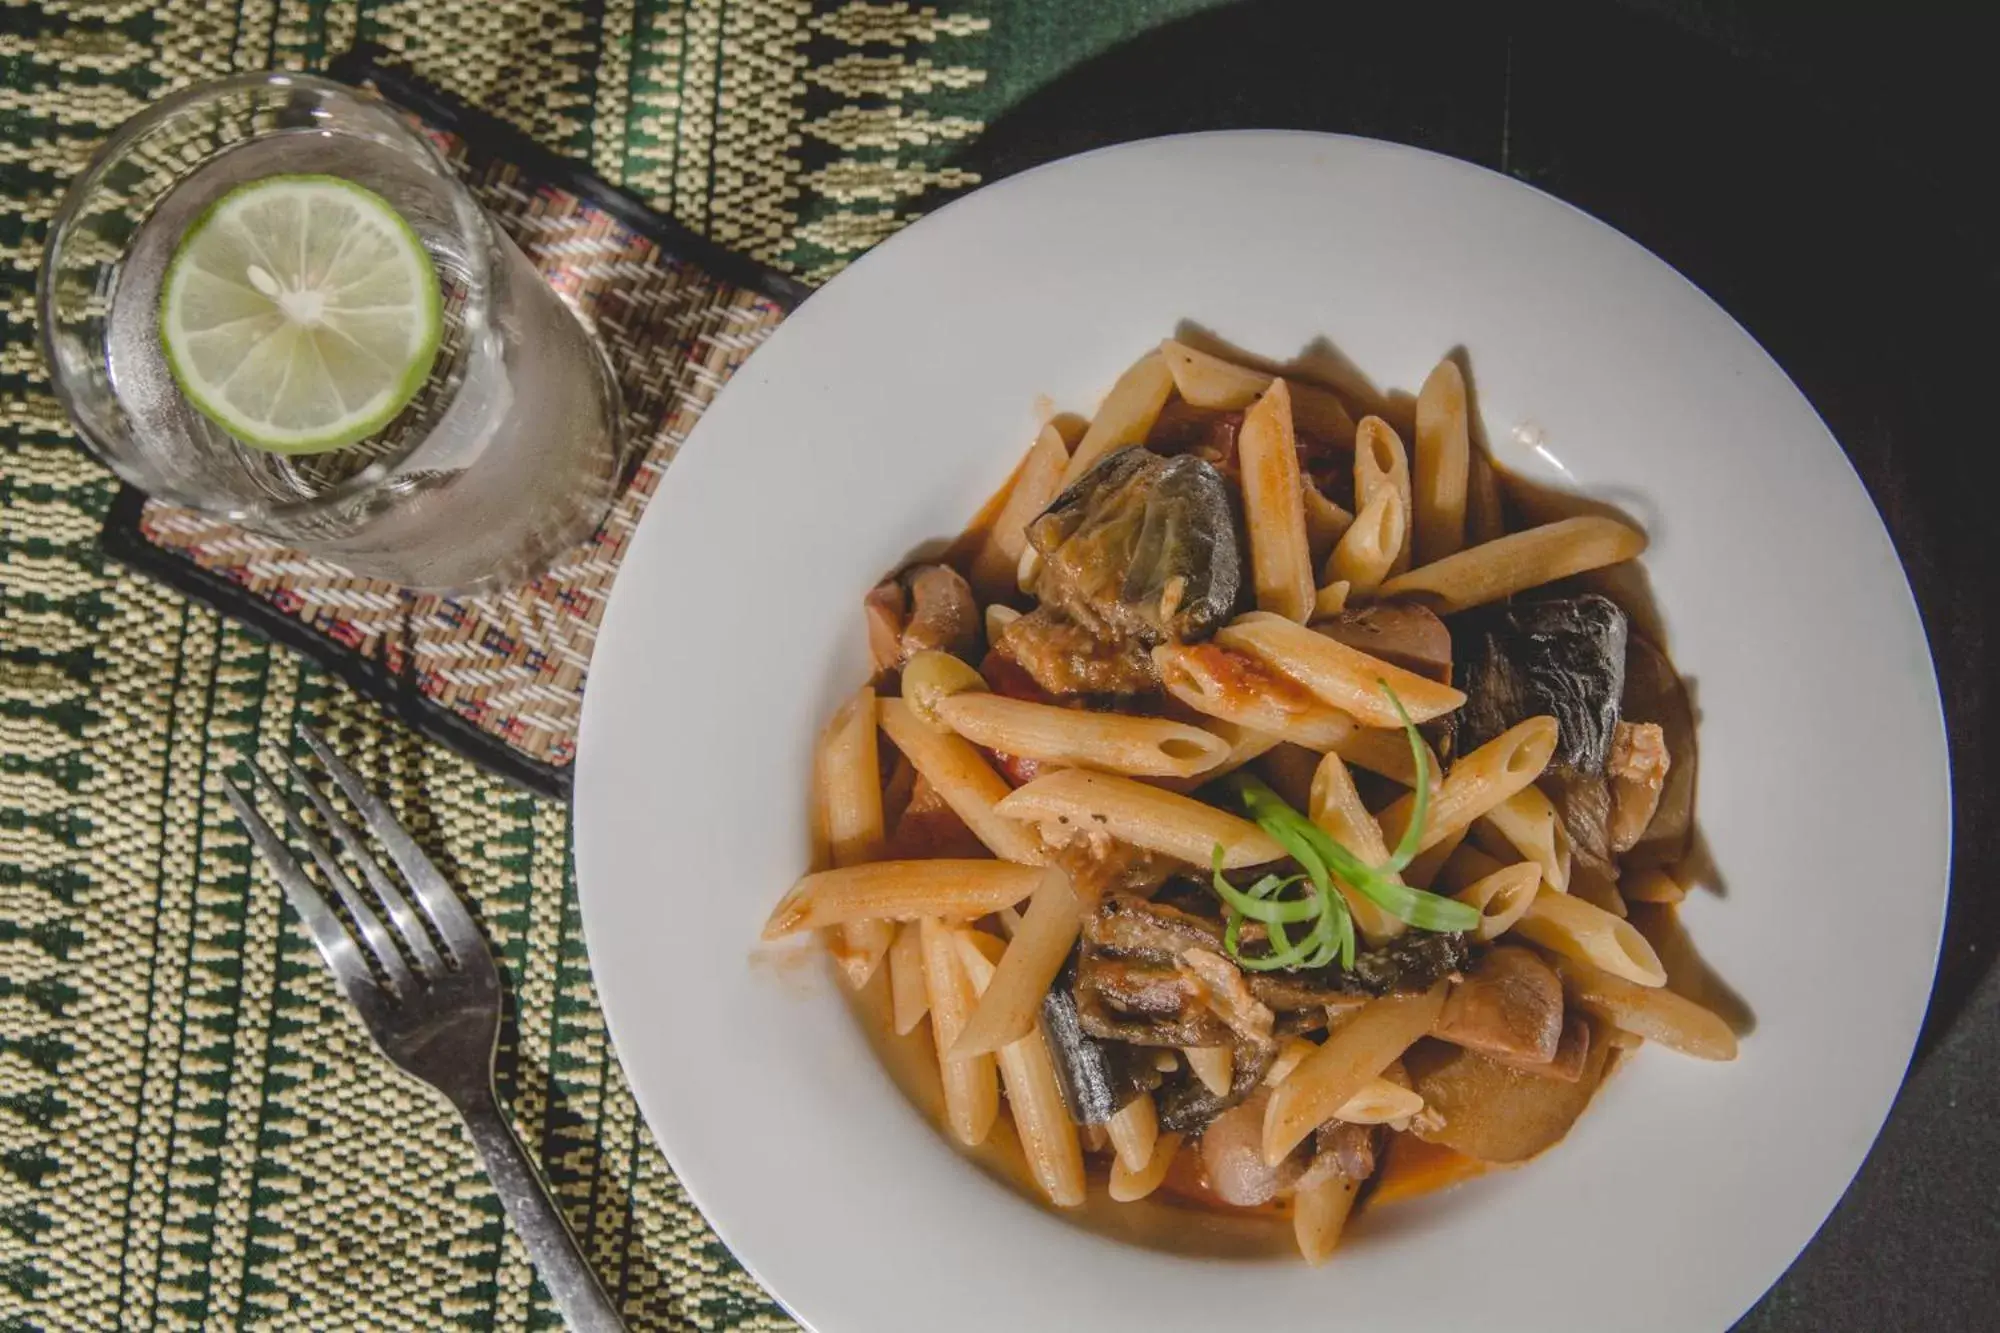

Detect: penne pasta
1568,862,1629,918
950,867,1081,1057
1154,642,1359,752
1435,842,1510,895
1622,867,1687,904
1293,1173,1360,1265
763,861,1045,938
1411,357,1470,564
888,921,931,1034
1238,379,1317,623
921,917,1000,1147
1353,415,1413,575
1550,954,1737,1060
1158,339,1356,444
1263,985,1446,1165
1264,1036,1317,1088
1185,1046,1234,1097
1334,1076,1425,1126
934,691,1232,779
1216,611,1466,727
995,769,1285,869
1465,445,1505,547
1452,862,1542,940
1332,726,1439,788
1152,721,1284,795
1514,890,1666,987
1376,717,1558,854
954,929,1088,1205
1377,516,1648,614
1401,823,1466,890
970,423,1071,601
1306,752,1404,943
1311,580,1351,621
879,698,1045,865
1106,1093,1160,1175
1476,786,1569,892
1060,350,1176,487
1109,1131,1184,1203
1325,486,1405,596
1301,486,1355,569
819,686,896,984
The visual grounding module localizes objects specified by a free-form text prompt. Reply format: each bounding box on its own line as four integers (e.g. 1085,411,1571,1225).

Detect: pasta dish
761,339,1737,1261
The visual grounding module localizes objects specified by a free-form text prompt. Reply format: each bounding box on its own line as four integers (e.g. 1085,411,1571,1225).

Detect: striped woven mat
0,1,1038,1327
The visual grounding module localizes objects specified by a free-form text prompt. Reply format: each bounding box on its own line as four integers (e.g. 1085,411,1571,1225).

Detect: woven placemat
100,47,809,799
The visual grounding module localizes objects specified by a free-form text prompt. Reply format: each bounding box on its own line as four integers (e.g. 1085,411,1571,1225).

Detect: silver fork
222,726,627,1333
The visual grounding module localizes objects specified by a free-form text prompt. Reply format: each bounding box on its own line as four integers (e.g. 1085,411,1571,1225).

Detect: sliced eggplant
1455,594,1628,778
1039,970,1161,1125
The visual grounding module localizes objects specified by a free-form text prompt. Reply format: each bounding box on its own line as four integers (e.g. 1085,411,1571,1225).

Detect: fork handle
456,1091,629,1332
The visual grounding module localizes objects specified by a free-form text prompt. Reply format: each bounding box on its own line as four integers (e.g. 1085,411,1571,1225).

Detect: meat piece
998,606,1160,697
865,564,981,669
1076,967,1233,1047
1178,947,1276,1045
1086,891,1220,955
1039,971,1164,1125
1606,720,1670,854
1199,1089,1307,1206
863,578,907,672
1455,594,1628,778
1311,602,1453,683
1046,837,1176,903
1147,400,1244,476
1026,448,1242,645
1432,946,1563,1064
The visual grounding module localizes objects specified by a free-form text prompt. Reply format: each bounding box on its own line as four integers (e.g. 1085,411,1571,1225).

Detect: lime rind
159,173,443,456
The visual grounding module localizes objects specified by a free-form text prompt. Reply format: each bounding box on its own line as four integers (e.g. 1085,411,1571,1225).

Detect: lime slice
159,174,443,454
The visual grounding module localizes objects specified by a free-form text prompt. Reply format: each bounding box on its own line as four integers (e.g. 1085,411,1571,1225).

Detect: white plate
574,132,1949,1333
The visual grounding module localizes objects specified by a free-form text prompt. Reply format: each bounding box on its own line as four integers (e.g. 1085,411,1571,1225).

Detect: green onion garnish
1206,682,1477,972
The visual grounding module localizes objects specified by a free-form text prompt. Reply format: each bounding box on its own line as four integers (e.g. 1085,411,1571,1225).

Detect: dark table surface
957,1,2000,1327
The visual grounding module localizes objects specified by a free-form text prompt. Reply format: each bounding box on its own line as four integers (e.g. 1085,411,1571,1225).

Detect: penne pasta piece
1109,1131,1185,1203
1237,380,1317,623
1453,862,1542,940
921,917,1000,1147
1302,487,1355,569
1264,1036,1317,1088
1435,842,1510,895
1158,339,1356,444
1325,486,1405,596
881,754,918,835
1060,350,1176,487
970,424,1069,601
1152,721,1285,795
1263,985,1446,1165
1306,752,1404,943
1550,954,1736,1060
1376,717,1558,854
1334,1076,1425,1125
1217,612,1466,728
1353,415,1413,575
1332,726,1439,788
888,921,931,1034
1465,446,1505,547
995,769,1285,870
1377,516,1648,615
1514,890,1666,987
900,650,989,729
935,692,1232,779
1293,1172,1360,1265
1154,642,1358,751
950,867,1081,1057
820,686,893,986
1476,787,1569,892
1568,862,1629,918
1411,357,1470,565
1106,1093,1160,1175
763,861,1045,938
1185,1046,1234,1097
954,928,1087,1205
1311,580,1351,621
1400,823,1466,890
879,698,1045,864
1622,867,1687,904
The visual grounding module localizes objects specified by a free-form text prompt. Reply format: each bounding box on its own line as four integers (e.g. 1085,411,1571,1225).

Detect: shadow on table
954,0,1999,1062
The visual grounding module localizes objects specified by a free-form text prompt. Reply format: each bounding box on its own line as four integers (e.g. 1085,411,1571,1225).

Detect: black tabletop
958,1,1999,1326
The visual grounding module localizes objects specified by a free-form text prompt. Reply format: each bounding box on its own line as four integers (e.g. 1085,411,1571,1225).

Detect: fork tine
297,726,489,965
222,774,382,1007
243,760,418,998
274,749,447,976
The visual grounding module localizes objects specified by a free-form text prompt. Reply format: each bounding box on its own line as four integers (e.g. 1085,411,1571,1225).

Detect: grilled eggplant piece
1455,594,1628,778
1039,968,1162,1125
1157,1039,1277,1134
1026,448,1242,644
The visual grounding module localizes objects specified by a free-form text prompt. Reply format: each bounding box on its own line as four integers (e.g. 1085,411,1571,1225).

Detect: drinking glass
38,72,626,592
